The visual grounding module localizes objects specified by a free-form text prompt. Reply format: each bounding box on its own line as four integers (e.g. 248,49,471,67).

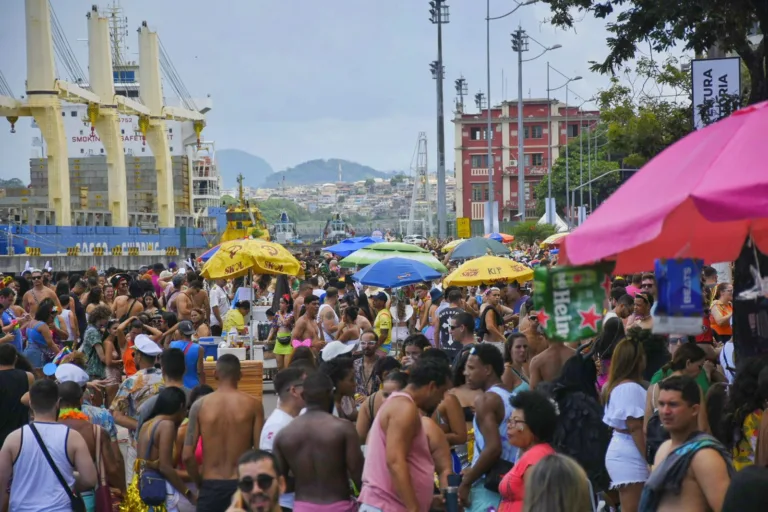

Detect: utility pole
429,1,449,239
511,27,528,221
454,76,467,113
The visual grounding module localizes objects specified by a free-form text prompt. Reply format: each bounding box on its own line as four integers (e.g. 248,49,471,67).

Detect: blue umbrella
323,236,384,257
352,257,443,288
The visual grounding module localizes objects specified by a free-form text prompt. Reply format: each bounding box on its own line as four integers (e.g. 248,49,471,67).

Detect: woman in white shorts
602,338,648,512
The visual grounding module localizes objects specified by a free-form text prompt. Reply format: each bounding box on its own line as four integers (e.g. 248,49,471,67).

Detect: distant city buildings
453,98,599,222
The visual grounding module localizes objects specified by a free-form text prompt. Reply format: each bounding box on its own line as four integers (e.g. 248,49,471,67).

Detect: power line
49,1,88,85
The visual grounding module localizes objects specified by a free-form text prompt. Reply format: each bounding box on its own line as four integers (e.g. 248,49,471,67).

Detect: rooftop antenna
338,161,343,182
105,1,129,66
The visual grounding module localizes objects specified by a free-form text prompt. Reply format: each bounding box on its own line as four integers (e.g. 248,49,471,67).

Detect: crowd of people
0,246,765,512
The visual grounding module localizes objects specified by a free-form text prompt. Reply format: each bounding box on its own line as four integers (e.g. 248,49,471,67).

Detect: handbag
483,458,515,493
138,420,167,506
93,425,117,512
29,423,87,512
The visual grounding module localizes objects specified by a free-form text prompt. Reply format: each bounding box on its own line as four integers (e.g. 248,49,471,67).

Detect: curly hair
318,356,354,389
88,305,112,326
510,390,559,443
722,356,768,450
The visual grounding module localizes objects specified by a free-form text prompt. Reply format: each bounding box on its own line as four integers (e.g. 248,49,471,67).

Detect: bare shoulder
653,439,673,467
690,446,729,473
1,429,22,452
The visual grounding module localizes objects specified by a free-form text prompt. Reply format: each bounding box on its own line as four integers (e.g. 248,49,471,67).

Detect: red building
453,98,599,221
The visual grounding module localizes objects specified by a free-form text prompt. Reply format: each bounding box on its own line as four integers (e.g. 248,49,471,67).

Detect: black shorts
197,479,238,512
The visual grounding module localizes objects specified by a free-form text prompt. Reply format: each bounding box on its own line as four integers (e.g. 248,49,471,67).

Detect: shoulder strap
29,424,77,502
368,394,376,422
651,383,660,411
144,419,164,459
182,342,194,356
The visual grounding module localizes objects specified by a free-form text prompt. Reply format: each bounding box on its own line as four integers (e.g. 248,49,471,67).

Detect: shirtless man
641,375,732,512
184,354,265,512
291,294,324,350
336,306,361,343
112,281,144,321
273,371,363,512
175,280,200,321
22,269,61,316
317,287,340,341
187,275,210,318
292,282,313,317
528,335,575,389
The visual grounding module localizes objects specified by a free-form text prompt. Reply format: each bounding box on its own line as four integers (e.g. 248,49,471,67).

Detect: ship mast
237,173,245,206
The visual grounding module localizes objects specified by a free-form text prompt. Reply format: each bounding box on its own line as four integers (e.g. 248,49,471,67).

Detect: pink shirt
499,443,556,512
358,392,434,512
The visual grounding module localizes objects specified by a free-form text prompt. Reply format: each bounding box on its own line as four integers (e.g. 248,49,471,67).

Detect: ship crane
0,0,206,228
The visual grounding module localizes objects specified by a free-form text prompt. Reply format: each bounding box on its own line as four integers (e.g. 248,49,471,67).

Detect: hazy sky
1,0,640,182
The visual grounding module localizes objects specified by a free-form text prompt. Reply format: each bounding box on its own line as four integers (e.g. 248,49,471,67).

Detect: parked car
403,234,428,246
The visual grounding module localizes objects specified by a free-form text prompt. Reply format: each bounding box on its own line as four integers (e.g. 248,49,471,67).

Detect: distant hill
0,178,26,189
217,149,273,189
263,158,391,187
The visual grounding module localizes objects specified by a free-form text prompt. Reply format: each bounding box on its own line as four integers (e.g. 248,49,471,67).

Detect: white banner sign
691,57,741,130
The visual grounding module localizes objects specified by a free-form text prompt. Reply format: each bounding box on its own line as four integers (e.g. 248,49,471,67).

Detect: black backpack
645,383,670,464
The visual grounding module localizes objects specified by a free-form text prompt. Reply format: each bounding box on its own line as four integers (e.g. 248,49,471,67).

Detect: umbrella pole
248,269,254,360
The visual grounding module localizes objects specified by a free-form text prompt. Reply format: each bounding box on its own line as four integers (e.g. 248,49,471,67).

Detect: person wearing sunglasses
227,449,285,512
21,270,62,318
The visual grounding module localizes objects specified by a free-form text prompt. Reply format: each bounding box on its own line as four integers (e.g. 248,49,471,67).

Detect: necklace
59,408,89,421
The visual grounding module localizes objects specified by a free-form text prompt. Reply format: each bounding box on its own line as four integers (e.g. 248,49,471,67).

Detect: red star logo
536,309,550,328
578,305,602,332
601,275,612,296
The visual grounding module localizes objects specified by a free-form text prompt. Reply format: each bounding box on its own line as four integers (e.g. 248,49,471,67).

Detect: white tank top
60,310,75,341
10,423,77,512
316,304,339,342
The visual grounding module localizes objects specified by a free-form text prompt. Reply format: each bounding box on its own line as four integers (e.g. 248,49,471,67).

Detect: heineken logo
578,305,602,331
552,288,573,339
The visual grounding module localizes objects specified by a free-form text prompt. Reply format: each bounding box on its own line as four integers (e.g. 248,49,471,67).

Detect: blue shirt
1,309,22,353
169,340,201,389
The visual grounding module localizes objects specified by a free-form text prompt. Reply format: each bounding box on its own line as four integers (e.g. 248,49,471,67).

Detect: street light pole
546,62,552,225
565,84,570,226
485,0,493,234
430,1,448,239
512,28,528,221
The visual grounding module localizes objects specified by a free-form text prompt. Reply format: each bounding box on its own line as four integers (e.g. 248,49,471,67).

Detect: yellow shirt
374,309,392,352
222,309,245,334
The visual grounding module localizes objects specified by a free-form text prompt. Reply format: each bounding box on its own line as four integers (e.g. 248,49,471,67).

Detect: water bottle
444,473,461,512
227,328,238,347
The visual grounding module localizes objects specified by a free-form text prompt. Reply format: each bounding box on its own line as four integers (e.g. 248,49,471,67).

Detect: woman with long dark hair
723,357,768,470
22,298,60,374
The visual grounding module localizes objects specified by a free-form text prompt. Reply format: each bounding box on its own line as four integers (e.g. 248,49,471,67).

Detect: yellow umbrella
201,239,302,280
442,238,467,253
540,232,569,247
443,255,533,287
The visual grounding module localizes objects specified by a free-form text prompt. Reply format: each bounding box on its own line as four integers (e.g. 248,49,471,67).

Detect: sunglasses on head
237,474,275,493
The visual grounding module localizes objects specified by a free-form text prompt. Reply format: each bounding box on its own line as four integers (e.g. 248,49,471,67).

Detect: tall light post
484,0,536,234
546,64,581,226
511,31,560,221
429,1,449,238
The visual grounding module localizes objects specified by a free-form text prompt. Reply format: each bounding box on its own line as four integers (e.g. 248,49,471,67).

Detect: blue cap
43,362,58,377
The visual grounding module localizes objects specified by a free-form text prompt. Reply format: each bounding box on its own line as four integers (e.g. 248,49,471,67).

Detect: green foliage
534,129,621,218
263,159,393,187
390,173,406,187
542,0,766,104
337,195,346,203
220,194,237,206
511,221,557,246
256,199,313,224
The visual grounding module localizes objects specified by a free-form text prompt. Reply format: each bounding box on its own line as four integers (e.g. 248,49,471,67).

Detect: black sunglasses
237,474,275,493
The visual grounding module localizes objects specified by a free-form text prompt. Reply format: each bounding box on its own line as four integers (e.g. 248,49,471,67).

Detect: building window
531,153,543,166
523,126,543,139
525,183,532,201
470,127,486,140
79,130,83,135
71,111,77,117
61,112,65,117
100,149,104,154
471,183,489,202
168,128,173,134
567,124,579,137
121,129,125,135
470,154,489,168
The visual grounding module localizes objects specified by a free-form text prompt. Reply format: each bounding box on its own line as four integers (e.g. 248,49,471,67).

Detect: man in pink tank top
359,358,453,512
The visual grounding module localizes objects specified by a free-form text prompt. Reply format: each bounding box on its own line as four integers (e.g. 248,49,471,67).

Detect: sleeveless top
359,391,434,512
170,340,201,389
27,321,47,348
60,310,75,342
10,423,76,512
472,385,519,467
0,369,30,447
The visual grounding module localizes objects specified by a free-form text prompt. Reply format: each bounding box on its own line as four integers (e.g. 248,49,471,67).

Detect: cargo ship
0,1,227,259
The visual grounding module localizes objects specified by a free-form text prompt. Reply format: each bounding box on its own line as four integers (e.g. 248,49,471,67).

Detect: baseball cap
55,363,89,387
159,270,173,280
372,291,388,302
134,334,163,356
320,341,355,362
178,320,196,336
429,288,443,302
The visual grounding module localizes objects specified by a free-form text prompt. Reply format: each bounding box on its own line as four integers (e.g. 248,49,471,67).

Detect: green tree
337,195,346,203
543,0,766,104
511,221,556,246
220,194,237,206
390,173,406,187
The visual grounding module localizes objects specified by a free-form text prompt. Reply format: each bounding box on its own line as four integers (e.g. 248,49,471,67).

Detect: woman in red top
499,390,559,512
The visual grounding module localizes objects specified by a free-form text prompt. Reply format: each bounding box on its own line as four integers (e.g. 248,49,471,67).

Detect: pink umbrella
562,101,768,274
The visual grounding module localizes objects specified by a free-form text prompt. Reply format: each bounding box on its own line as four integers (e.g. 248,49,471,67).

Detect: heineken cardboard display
532,263,613,342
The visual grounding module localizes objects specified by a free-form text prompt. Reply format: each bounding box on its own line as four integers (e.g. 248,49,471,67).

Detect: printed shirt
82,325,106,379
354,356,381,397
109,367,164,433
733,410,762,471
82,401,118,442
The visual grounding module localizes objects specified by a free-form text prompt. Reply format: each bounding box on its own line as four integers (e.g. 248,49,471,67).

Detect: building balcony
503,199,537,210
502,163,549,177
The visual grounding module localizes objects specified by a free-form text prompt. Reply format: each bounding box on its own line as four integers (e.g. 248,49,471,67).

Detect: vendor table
203,360,263,400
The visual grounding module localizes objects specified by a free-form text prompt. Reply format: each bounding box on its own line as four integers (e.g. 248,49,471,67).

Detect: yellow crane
0,1,206,228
